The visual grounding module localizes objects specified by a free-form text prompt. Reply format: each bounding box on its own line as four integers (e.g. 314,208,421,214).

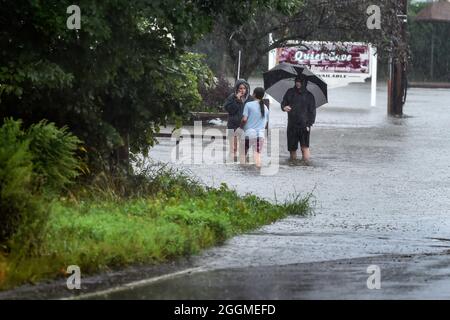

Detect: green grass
0,173,311,291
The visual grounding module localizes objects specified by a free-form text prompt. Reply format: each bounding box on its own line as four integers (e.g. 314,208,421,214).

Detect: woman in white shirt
240,87,269,168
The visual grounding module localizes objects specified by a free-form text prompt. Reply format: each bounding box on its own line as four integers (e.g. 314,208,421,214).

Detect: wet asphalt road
2,82,450,300
97,253,450,300
87,82,450,299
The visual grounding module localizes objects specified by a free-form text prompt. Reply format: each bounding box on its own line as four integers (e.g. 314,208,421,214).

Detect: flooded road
6,83,448,300
93,83,450,299
78,82,450,299
142,83,450,267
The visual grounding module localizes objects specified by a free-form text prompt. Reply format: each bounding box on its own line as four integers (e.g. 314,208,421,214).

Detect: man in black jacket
224,79,252,161
281,76,316,161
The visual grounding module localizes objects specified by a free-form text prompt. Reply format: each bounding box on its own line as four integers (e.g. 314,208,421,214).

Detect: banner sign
274,42,373,85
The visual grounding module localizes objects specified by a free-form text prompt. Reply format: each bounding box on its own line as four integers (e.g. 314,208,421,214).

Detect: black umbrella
263,63,328,108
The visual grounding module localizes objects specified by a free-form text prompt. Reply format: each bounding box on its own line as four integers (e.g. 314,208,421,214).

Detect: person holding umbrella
264,63,327,162
281,75,316,162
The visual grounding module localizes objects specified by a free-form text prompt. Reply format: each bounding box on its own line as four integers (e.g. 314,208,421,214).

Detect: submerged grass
0,165,311,291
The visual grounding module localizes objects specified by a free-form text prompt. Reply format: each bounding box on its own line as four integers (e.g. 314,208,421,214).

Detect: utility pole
388,0,408,116
237,50,241,80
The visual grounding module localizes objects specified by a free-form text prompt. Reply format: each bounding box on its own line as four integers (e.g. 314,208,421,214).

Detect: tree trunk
116,133,130,173
231,49,266,81
109,131,131,175
220,51,228,76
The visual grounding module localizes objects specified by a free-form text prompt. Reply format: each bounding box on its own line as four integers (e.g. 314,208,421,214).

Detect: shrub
198,75,233,112
0,119,35,242
27,120,83,193
0,118,82,248
0,253,7,287
76,160,206,201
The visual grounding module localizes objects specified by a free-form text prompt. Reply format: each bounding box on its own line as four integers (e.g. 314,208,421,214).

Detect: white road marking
63,266,208,300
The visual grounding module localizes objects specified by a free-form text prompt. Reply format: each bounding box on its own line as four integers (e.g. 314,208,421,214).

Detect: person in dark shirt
281,75,316,161
224,79,252,161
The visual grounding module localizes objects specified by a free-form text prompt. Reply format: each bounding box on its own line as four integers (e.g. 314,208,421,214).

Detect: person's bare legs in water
254,149,262,168
289,151,297,161
301,147,311,161
290,147,311,162
229,133,238,161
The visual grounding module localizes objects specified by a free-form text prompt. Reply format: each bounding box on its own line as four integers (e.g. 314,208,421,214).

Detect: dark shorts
245,137,264,154
287,126,310,151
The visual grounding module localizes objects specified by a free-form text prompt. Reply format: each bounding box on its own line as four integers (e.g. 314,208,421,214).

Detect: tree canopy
0,0,412,172
195,0,407,79
0,1,243,171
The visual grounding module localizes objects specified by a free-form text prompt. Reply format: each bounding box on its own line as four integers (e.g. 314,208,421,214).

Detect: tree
0,0,236,172
408,2,450,82
200,0,407,79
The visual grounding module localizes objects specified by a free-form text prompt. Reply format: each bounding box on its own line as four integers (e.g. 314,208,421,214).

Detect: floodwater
5,82,449,300
94,82,450,299
83,82,450,299
144,82,450,267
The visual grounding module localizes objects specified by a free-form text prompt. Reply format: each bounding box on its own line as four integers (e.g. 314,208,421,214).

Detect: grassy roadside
0,169,311,291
